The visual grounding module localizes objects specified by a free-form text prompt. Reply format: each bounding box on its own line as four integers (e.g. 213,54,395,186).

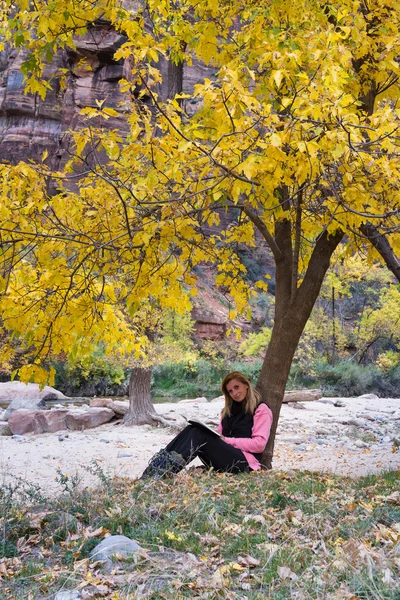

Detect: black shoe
140,449,186,480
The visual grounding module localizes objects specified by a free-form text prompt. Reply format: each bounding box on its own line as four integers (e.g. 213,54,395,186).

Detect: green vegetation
1,468,399,598
151,359,400,399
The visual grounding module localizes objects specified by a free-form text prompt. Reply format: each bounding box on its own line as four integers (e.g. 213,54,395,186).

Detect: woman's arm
222,404,273,454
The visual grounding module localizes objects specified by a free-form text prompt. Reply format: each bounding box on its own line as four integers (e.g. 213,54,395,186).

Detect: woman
140,371,273,479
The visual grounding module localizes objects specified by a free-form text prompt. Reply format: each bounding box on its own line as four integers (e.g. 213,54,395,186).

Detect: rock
90,398,129,415
11,434,29,442
8,409,69,435
315,427,331,435
117,452,133,458
358,393,379,401
54,592,82,600
337,418,365,427
356,413,376,421
178,397,208,404
280,436,305,444
287,402,306,409
89,535,141,563
354,439,369,448
65,407,115,431
210,395,224,403
0,422,12,435
1,382,68,420
317,399,336,405
100,439,110,443
0,408,6,420
334,400,346,407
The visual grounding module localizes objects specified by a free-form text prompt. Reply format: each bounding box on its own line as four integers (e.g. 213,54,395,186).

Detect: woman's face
226,378,248,402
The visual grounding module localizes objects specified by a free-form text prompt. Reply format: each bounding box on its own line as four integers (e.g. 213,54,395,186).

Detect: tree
122,306,197,426
1,0,400,468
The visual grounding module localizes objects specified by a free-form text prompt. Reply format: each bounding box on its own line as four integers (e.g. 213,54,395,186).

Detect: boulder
0,381,68,404
1,382,68,420
358,393,379,401
210,395,224,403
8,409,69,435
90,398,129,415
65,407,115,431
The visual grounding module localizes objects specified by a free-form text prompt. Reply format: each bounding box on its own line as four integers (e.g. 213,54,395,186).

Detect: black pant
165,424,250,473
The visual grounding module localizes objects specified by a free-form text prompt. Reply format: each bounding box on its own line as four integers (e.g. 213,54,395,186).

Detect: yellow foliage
1,0,400,383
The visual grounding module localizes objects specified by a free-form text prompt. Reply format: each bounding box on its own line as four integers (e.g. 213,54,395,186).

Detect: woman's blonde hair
221,371,261,417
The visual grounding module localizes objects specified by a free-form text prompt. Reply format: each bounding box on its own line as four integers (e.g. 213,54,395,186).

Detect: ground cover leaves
0,467,399,599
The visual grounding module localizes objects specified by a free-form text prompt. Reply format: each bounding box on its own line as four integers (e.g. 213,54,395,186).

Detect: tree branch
360,222,400,282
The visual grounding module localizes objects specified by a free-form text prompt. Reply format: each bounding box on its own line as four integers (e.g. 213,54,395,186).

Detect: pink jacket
217,403,273,471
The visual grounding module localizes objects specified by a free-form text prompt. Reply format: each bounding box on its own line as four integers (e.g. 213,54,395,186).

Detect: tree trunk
256,223,344,469
123,367,157,426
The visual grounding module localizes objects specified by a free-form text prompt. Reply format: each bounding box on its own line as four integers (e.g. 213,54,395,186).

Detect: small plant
55,468,82,496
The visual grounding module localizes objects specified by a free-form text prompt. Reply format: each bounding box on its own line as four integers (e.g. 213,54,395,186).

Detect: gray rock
315,427,331,435
288,402,306,409
54,592,82,600
356,413,376,421
100,439,110,443
317,399,336,406
89,535,141,563
280,436,305,444
210,395,224,402
12,434,29,442
334,400,346,407
0,422,12,436
338,418,365,427
117,452,133,458
354,439,369,448
357,393,379,401
0,408,6,421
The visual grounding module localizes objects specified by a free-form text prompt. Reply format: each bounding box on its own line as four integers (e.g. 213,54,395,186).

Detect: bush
52,352,128,397
313,361,400,397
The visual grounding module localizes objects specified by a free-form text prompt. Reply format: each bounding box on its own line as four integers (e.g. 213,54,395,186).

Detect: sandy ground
1,395,399,494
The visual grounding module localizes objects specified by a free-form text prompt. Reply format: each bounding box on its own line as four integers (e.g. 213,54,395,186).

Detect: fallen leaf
238,554,261,568
277,565,297,580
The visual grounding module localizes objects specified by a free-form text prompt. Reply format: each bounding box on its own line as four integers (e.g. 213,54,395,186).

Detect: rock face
0,22,212,172
0,25,132,171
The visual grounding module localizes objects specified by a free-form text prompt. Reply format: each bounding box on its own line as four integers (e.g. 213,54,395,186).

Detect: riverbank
1,394,399,493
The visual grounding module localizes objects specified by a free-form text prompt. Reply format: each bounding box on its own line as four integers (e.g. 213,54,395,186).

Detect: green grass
0,468,399,599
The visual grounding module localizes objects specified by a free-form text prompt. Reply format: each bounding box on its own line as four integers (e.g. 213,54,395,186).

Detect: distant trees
0,0,399,466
